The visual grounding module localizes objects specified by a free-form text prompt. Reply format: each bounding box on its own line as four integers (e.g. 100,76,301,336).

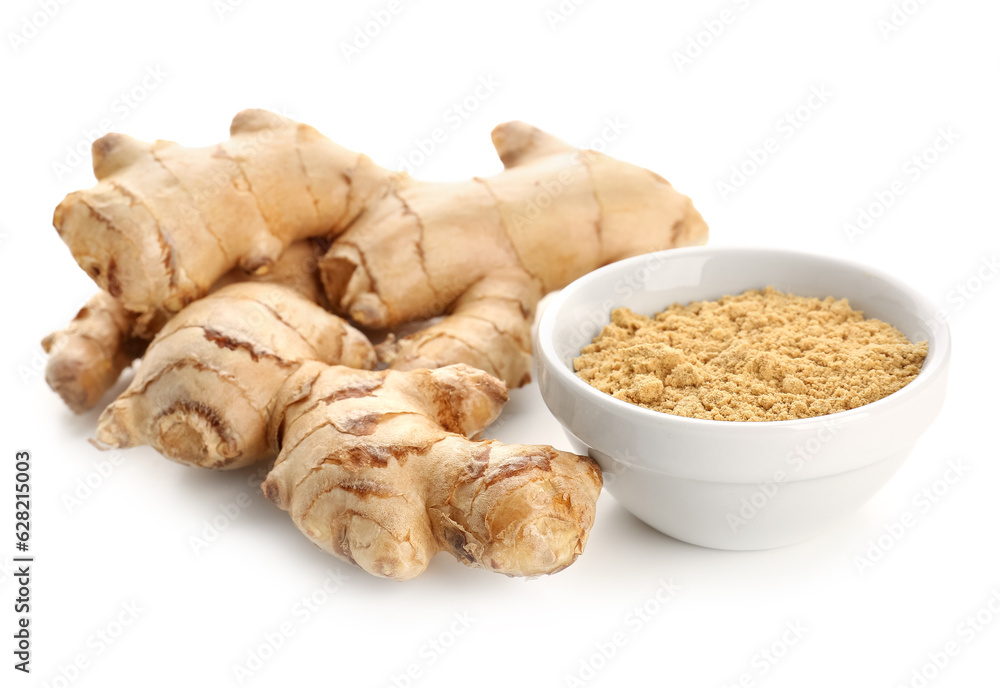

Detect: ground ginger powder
573,287,927,421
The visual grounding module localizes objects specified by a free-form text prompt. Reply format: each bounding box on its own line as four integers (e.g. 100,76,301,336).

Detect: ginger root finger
321,120,708,329
378,267,542,388
263,363,602,580
42,240,328,415
54,109,396,334
96,283,375,469
41,292,146,413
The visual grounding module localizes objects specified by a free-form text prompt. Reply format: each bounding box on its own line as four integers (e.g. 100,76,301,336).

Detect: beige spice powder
573,287,927,421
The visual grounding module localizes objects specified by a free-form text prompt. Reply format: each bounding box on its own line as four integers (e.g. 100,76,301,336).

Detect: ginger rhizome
54,110,393,336
42,291,145,414
322,120,708,330
94,280,601,577
43,110,709,578
44,239,326,416
47,109,707,408
264,362,602,580
97,282,375,468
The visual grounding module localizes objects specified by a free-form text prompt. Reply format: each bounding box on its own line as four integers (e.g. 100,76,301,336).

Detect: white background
2,0,999,686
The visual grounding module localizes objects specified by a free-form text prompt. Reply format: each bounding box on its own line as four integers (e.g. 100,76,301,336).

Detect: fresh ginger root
53,110,395,336
41,291,146,413
263,362,602,580
91,279,601,578
96,282,375,468
44,240,327,414
321,120,708,332
43,111,709,578
50,110,707,396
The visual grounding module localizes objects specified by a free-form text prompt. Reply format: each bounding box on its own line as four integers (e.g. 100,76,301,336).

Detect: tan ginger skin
96,281,376,469
47,109,708,409
43,110,707,578
264,362,602,580
44,240,327,414
42,291,145,414
91,278,601,578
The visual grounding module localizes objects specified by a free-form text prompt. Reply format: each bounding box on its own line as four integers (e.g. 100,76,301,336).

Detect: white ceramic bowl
536,246,950,550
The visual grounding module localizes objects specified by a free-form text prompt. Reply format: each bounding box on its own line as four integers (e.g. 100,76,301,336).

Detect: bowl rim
536,245,951,431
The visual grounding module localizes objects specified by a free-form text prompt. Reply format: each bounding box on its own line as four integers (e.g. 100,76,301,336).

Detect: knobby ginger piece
96,282,375,468
42,291,146,413
91,280,603,580
264,362,602,580
53,110,395,336
321,122,708,330
43,240,327,413
49,110,707,401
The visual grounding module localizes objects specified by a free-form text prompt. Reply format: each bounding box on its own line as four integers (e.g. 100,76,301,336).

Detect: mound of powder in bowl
573,287,927,421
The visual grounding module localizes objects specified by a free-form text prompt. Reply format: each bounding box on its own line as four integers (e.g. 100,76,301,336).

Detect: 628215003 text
15,451,30,551
13,450,33,673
